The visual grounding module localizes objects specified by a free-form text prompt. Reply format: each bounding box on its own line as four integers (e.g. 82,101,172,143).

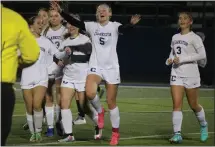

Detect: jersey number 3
55,41,60,49
99,37,105,45
176,46,181,54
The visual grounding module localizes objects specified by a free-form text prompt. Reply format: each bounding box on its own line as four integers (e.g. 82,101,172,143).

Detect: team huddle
18,1,208,146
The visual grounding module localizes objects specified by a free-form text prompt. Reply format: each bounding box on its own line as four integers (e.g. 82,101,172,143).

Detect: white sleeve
165,39,175,65
55,50,67,59
84,21,94,34
50,42,59,55
113,21,122,34
179,36,206,64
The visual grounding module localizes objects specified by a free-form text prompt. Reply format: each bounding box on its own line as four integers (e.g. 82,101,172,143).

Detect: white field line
15,132,215,146
13,109,214,117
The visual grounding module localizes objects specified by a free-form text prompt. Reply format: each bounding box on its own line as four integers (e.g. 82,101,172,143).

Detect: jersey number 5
99,37,105,45
176,46,181,54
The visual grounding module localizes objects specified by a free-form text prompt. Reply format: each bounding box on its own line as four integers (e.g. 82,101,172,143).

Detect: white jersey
55,34,91,83
43,25,68,49
167,31,207,77
21,36,57,85
84,21,122,69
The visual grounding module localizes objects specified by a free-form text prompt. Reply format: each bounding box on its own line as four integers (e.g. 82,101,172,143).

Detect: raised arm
118,14,141,34
50,1,86,31
67,42,92,55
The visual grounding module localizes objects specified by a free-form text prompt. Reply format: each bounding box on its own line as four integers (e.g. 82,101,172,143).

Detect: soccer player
20,16,57,142
23,7,51,131
51,2,141,145
166,12,208,144
53,15,102,141
38,8,49,32
2,5,40,146
42,9,68,137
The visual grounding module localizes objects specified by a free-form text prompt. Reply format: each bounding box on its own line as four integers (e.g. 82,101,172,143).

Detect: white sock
195,107,207,126
110,106,120,128
26,113,34,134
33,110,43,133
61,109,73,134
88,104,98,126
55,104,61,122
89,95,102,113
172,111,183,133
45,106,54,129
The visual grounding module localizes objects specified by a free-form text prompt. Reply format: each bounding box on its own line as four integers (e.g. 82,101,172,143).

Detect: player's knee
33,103,42,111
26,108,33,115
60,97,70,109
106,98,116,109
190,103,201,112
86,90,97,100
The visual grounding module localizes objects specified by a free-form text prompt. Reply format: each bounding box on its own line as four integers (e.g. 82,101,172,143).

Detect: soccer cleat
94,126,102,140
110,132,120,146
98,87,105,99
200,124,208,142
35,132,42,142
98,108,105,129
73,115,86,125
56,121,65,136
29,133,36,142
58,135,75,142
46,128,54,137
23,122,29,131
169,133,183,144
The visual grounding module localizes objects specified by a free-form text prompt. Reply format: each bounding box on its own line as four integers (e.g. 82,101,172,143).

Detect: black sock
76,100,85,117
97,86,101,93
42,98,46,116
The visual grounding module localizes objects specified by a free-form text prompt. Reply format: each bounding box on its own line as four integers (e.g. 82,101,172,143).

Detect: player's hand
173,57,180,64
50,1,62,12
130,14,141,25
65,47,72,55
58,60,64,67
167,58,173,65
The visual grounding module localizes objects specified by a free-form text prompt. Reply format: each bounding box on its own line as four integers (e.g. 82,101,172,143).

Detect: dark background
2,1,215,86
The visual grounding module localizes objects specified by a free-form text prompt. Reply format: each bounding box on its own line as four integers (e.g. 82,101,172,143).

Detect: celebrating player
42,9,67,137
38,8,49,32
53,14,102,141
166,12,208,144
20,16,58,142
51,2,141,145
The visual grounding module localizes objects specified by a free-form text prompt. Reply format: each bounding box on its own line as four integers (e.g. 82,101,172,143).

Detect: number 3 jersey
84,21,122,69
42,25,68,49
168,31,206,77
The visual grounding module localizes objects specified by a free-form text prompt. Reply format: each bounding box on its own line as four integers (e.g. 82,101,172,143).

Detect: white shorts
170,75,201,89
88,67,121,84
61,76,85,92
47,62,63,80
21,65,48,89
21,80,48,89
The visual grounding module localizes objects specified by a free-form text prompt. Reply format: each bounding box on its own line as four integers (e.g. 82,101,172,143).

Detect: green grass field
7,84,214,146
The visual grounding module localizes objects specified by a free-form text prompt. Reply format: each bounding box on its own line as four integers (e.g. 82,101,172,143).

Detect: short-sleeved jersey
56,34,91,83
43,25,67,49
84,21,122,69
37,36,58,67
21,36,57,82
169,31,206,77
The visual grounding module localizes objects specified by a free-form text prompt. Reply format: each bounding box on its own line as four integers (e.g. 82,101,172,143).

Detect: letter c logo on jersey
63,81,68,84
90,68,96,72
